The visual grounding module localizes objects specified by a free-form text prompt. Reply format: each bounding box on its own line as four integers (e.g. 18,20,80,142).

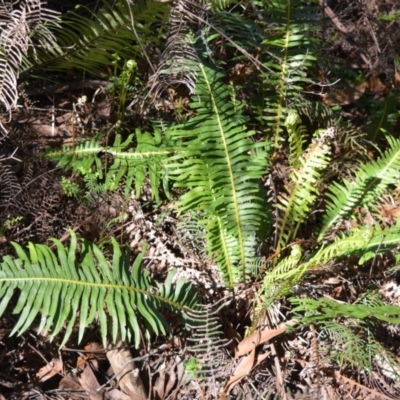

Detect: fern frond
0,1,59,115
47,128,174,201
0,231,199,347
276,125,332,252
259,244,303,307
310,321,390,372
290,297,400,325
257,223,400,311
291,298,400,377
257,0,318,148
285,110,308,169
20,0,169,76
168,64,269,287
186,300,230,377
317,135,400,241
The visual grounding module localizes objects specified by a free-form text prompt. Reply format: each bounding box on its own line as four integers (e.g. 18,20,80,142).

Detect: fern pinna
168,64,269,288
0,231,198,347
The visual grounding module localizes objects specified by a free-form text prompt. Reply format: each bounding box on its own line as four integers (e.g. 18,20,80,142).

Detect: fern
290,297,400,325
256,223,400,316
20,0,170,76
47,128,175,201
290,296,400,376
0,0,59,134
0,230,199,347
317,135,400,241
275,116,333,253
168,63,269,287
257,0,318,149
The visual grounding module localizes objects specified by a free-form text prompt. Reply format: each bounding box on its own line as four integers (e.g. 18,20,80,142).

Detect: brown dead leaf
74,342,106,400
164,360,177,397
322,76,387,106
59,376,83,392
235,326,287,358
378,204,400,224
36,358,63,382
77,364,103,400
224,348,255,394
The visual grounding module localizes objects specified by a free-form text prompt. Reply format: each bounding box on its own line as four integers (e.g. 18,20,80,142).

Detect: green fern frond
257,223,400,312
47,128,174,201
0,231,199,347
258,0,318,148
168,63,269,287
290,298,400,376
259,244,303,307
21,0,170,76
308,320,392,372
276,124,332,252
290,297,400,325
317,135,400,241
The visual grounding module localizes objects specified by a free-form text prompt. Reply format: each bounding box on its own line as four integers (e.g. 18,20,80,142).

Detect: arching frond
20,0,170,76
47,128,175,201
317,135,400,241
257,223,400,313
0,231,199,347
168,63,270,287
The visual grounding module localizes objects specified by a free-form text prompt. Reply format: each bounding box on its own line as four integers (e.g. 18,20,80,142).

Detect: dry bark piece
107,341,147,400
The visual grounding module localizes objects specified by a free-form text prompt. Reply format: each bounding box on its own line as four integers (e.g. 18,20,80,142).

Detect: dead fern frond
149,0,209,97
185,299,231,397
0,0,59,135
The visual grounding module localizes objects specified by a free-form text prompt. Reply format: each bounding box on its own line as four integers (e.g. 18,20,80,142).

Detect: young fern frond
168,63,269,287
258,244,303,309
256,224,400,319
0,231,199,348
47,128,174,201
276,120,333,253
317,135,400,241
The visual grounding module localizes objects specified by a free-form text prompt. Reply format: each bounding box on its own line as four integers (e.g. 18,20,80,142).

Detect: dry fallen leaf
78,364,103,400
235,326,287,358
36,358,63,382
224,348,256,394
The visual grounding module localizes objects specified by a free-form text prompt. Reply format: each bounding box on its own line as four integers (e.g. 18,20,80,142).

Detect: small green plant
60,176,81,198
184,357,204,380
0,216,23,236
109,54,138,122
